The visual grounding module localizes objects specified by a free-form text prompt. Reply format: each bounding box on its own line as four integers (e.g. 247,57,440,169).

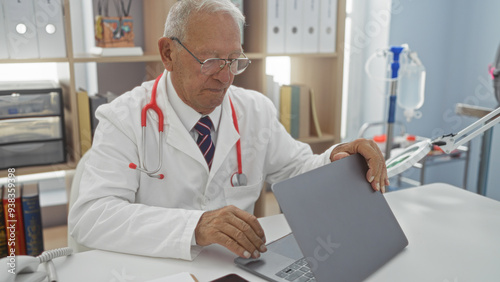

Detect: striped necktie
194,116,215,169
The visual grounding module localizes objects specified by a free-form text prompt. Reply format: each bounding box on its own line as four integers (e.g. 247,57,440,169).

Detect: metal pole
477,128,493,196
385,46,404,160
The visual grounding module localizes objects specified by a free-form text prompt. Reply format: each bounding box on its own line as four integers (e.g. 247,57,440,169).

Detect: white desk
50,183,500,282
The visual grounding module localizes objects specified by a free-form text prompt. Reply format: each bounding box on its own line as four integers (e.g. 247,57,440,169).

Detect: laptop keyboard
275,258,316,282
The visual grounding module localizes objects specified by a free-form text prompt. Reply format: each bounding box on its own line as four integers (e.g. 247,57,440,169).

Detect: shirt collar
166,72,221,132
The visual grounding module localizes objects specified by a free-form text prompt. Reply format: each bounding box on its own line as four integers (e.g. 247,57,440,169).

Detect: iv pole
385,46,404,160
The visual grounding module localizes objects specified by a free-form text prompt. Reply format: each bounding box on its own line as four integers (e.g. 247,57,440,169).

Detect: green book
290,85,301,139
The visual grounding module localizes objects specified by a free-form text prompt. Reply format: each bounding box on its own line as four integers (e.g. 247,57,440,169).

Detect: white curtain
342,0,394,142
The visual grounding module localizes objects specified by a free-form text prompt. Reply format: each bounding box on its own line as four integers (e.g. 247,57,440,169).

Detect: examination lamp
386,105,500,178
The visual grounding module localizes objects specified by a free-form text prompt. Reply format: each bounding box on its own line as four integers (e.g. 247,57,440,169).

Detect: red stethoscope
129,73,247,187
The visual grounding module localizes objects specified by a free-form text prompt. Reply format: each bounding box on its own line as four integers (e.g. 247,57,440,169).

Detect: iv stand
385,46,404,160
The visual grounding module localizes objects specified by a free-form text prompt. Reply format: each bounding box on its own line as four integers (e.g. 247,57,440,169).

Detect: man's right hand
194,205,267,259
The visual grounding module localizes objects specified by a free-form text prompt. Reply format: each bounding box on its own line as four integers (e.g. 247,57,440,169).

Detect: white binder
285,0,303,54
319,0,338,53
35,0,67,58
302,0,320,53
3,0,40,59
230,0,244,44
267,0,285,54
0,2,9,59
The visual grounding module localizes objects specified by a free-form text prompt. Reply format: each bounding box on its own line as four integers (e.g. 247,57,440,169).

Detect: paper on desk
146,272,198,282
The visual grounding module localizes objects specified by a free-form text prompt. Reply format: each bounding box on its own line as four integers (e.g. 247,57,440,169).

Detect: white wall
387,0,500,198
342,0,395,142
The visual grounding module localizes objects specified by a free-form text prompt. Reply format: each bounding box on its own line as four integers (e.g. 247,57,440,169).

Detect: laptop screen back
271,154,408,282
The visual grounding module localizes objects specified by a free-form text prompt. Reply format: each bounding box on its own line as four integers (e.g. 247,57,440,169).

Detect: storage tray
0,91,62,119
0,116,63,144
0,140,65,169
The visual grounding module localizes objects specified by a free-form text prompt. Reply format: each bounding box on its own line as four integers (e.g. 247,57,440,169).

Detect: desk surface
51,183,500,282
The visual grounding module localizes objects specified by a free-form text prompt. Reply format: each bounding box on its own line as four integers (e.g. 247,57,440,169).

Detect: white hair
163,0,245,41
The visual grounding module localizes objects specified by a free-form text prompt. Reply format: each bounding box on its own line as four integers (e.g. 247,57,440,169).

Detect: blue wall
389,0,500,199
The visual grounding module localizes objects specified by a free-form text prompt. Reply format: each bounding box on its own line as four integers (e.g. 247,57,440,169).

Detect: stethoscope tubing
129,73,246,186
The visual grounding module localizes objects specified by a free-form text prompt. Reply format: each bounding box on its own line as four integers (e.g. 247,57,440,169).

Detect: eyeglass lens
201,58,250,76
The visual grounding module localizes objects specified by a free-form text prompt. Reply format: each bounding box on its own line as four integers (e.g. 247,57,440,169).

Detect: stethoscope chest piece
231,172,247,187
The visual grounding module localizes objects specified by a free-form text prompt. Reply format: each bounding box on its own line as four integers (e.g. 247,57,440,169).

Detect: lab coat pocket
223,177,263,213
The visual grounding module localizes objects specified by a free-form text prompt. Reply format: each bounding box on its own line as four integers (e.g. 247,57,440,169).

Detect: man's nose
213,61,232,84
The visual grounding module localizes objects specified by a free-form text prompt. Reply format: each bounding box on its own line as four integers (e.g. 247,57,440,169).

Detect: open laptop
235,154,408,282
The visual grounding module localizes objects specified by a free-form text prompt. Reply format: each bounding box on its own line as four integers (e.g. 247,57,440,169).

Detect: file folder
319,0,338,53
285,0,303,54
3,0,40,59
35,0,67,58
302,0,320,53
230,0,244,44
267,0,285,54
0,2,9,59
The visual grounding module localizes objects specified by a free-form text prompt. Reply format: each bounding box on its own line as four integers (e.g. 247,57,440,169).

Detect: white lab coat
68,71,334,260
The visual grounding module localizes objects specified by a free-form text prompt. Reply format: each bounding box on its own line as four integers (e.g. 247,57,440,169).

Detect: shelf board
298,134,335,144
0,57,69,64
72,52,161,63
0,52,336,64
0,162,77,178
245,53,266,60
265,52,338,59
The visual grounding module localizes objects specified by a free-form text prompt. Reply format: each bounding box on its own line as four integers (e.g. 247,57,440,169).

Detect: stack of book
0,183,44,257
277,84,322,139
77,89,110,157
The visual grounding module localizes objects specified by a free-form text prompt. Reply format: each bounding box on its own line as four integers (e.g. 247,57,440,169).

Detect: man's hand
195,205,267,259
330,139,389,193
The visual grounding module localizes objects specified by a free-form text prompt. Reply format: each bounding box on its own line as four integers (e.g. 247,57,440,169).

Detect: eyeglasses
171,37,251,76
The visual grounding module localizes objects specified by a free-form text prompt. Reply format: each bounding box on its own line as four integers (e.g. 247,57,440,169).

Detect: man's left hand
330,139,389,193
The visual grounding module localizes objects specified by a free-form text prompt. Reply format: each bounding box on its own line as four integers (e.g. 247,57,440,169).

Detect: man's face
169,12,242,115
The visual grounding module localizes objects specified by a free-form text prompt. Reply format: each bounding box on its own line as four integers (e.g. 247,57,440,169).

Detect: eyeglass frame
170,37,251,76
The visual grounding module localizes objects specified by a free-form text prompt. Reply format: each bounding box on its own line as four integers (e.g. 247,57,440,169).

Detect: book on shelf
266,75,281,118
319,0,338,53
310,88,323,137
297,85,311,139
22,183,44,256
77,89,92,157
230,0,244,44
0,186,7,257
279,85,293,135
3,183,26,255
290,85,300,138
279,84,314,139
78,90,110,153
267,0,286,54
88,94,108,138
285,0,304,54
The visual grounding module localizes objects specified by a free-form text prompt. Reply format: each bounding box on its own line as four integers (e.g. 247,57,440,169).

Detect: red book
3,182,26,256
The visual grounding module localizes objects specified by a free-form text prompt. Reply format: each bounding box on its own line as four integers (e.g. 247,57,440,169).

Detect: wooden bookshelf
0,0,346,177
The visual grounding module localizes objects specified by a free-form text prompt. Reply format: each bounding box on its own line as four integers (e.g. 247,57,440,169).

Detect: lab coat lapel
155,72,208,170
209,92,240,183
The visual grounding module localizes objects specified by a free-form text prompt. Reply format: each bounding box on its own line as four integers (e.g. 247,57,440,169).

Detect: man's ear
158,37,174,71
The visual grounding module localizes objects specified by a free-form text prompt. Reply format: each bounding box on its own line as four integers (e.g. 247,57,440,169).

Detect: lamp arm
433,106,500,153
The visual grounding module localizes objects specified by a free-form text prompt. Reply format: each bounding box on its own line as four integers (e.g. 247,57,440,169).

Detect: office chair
67,151,93,253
